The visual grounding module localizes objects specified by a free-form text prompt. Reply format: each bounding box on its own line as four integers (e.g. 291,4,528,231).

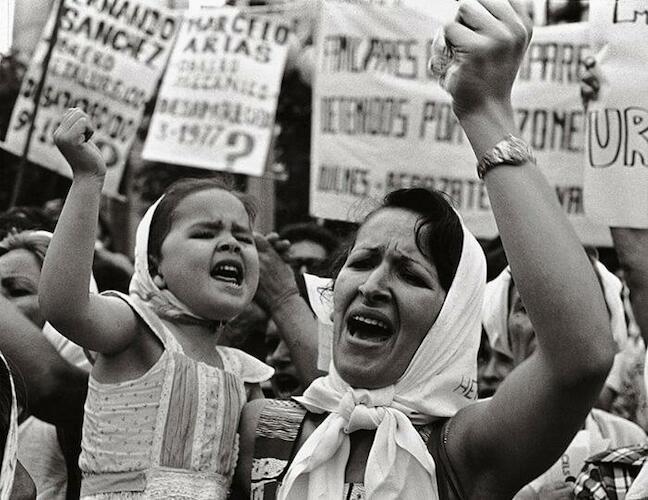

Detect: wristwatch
476,134,535,180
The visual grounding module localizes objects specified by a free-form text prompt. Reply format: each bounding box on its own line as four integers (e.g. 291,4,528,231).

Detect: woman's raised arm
442,1,614,496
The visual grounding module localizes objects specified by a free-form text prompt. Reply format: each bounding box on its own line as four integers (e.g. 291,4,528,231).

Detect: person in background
277,222,339,277
480,253,630,413
0,349,36,500
0,229,93,499
570,54,648,500
481,265,646,499
261,223,339,399
42,198,133,293
0,207,56,240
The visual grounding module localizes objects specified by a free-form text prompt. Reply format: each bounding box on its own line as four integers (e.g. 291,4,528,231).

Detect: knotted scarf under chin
277,219,487,500
280,386,438,500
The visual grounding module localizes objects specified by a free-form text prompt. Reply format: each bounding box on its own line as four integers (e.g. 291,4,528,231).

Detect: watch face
477,136,533,179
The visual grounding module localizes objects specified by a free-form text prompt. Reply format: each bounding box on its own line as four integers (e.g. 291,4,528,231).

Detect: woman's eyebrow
392,252,428,270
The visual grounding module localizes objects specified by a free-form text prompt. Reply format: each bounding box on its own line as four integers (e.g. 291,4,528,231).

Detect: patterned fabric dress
79,292,272,499
249,400,463,500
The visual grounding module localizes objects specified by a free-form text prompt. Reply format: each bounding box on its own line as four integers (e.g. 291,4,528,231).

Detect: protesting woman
232,1,615,498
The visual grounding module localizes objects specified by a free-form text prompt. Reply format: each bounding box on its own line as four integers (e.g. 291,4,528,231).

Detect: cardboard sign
584,0,648,228
0,0,15,55
303,273,334,372
142,6,289,176
310,3,611,245
0,0,179,195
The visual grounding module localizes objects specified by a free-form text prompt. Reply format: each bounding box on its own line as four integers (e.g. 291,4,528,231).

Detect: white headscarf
483,261,627,358
278,222,486,500
0,351,18,500
129,197,215,325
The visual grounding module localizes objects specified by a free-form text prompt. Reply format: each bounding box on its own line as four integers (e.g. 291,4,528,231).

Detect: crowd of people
1,0,648,499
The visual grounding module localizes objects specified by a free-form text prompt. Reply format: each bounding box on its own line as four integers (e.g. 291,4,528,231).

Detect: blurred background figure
277,222,339,277
0,350,36,500
0,228,91,499
264,222,338,399
479,261,647,499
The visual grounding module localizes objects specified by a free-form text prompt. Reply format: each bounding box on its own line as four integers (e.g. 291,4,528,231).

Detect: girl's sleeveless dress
79,292,273,499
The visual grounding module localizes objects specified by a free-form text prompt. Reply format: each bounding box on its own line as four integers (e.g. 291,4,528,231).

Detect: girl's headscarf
129,197,217,326
278,222,486,500
0,351,18,500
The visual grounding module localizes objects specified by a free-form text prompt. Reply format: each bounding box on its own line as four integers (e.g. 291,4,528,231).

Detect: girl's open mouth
210,260,243,286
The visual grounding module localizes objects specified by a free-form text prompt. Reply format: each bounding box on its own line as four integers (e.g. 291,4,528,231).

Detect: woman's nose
358,267,390,304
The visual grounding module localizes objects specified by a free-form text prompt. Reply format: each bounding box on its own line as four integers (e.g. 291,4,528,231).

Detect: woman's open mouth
347,313,393,343
210,260,243,286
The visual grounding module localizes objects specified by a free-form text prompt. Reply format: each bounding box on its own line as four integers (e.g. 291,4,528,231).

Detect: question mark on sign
225,132,254,168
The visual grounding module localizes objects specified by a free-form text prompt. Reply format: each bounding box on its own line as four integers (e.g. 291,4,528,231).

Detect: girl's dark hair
147,177,257,275
330,188,463,292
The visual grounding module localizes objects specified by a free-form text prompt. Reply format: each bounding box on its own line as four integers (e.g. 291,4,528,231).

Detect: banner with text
142,6,289,176
310,3,611,245
0,0,15,55
0,0,179,195
584,0,648,228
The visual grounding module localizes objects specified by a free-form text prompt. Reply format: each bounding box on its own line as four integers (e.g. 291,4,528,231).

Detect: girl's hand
444,0,533,118
580,56,601,110
53,108,106,179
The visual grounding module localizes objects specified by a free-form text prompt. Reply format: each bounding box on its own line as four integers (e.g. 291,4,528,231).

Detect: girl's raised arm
440,1,614,496
40,108,138,354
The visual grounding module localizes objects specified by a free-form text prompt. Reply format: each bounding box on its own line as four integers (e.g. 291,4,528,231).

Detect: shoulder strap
251,400,309,498
426,418,465,500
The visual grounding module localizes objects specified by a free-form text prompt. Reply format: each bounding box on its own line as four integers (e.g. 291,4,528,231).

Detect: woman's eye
401,268,427,287
191,231,214,239
8,288,32,298
347,257,372,269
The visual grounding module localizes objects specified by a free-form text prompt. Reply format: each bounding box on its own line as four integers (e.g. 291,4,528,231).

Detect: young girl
39,108,273,499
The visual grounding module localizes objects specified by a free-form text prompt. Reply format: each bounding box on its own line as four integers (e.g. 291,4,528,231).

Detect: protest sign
0,0,179,196
303,273,334,372
510,22,610,245
584,0,648,228
142,6,290,176
310,2,611,246
0,1,14,55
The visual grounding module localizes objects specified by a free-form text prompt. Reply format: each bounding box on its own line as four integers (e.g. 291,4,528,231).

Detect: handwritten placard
310,2,611,245
584,0,648,228
0,0,14,55
142,6,290,176
0,0,179,195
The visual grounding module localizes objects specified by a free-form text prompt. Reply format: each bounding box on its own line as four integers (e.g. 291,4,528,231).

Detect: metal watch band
476,134,535,180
